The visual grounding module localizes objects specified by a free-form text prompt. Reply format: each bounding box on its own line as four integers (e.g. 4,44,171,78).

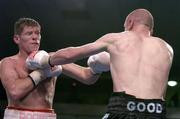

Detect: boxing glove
28,65,62,86
87,51,110,74
26,50,51,70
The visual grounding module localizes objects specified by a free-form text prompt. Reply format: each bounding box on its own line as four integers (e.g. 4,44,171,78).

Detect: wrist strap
48,56,54,67
28,75,36,87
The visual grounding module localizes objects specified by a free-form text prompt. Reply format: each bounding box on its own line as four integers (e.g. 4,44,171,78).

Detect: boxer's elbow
80,77,98,85
9,91,21,100
80,70,99,85
85,79,97,85
9,87,26,100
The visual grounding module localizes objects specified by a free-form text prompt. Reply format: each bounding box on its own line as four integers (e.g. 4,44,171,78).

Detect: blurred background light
168,80,178,87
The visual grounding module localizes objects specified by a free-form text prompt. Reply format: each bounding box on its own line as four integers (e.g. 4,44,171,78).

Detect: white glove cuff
28,75,36,87
89,67,102,75
28,70,45,86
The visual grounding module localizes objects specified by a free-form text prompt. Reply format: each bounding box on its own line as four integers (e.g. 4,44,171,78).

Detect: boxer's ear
126,20,134,31
13,35,20,44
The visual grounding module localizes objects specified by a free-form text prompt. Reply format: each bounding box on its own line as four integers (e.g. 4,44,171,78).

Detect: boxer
0,17,110,119
26,9,173,119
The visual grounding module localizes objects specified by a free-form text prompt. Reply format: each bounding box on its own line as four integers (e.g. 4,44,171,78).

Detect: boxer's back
107,31,173,99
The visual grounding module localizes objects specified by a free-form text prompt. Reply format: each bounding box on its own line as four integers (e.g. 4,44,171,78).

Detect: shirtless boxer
0,18,110,119
28,9,174,118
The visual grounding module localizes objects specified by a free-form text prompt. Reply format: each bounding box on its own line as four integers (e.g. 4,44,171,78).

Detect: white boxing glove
87,51,110,74
26,50,51,70
28,65,62,86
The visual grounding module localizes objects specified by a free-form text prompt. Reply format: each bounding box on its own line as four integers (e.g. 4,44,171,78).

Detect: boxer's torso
1,54,56,109
107,31,173,99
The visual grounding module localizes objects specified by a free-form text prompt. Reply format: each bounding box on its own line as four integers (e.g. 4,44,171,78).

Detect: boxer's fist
28,65,62,86
87,51,110,74
26,50,51,70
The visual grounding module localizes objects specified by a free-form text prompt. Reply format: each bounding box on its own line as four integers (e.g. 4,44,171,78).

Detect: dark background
0,0,180,108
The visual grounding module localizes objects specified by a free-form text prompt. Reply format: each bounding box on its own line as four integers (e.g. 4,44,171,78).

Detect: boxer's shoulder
1,55,19,67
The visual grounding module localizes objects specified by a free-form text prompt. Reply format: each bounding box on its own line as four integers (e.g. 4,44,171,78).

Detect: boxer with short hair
0,18,110,119
30,9,173,118
0,18,61,119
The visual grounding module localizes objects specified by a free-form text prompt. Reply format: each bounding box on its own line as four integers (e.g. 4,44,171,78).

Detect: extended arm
62,63,100,85
49,33,116,66
62,51,110,85
49,36,110,66
25,33,112,69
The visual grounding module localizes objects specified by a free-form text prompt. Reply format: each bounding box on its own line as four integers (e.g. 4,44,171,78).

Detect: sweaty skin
0,26,56,109
104,31,173,100
49,20,173,100
0,20,100,111
50,31,173,100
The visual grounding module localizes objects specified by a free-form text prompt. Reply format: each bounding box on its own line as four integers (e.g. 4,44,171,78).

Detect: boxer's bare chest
14,60,29,79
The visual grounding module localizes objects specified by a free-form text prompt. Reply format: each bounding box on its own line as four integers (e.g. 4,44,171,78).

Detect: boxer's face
15,26,41,53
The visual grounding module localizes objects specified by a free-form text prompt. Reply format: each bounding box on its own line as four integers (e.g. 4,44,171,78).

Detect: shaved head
124,9,154,32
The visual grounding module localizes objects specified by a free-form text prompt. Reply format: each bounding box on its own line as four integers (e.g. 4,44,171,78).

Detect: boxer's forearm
62,63,100,85
49,42,106,66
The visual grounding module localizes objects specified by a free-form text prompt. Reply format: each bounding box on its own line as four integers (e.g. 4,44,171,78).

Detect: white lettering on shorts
127,101,136,111
127,101,163,113
4,109,56,119
137,102,146,112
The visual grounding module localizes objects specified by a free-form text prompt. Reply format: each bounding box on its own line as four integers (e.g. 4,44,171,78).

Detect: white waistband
3,108,57,119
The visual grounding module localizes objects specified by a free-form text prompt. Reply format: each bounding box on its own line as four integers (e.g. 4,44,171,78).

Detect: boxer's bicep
0,60,19,93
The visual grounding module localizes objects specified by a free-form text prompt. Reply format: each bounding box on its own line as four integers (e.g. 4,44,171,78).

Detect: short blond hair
14,18,40,35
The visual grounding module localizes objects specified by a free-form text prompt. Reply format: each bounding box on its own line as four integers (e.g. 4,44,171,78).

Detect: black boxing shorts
102,92,166,119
